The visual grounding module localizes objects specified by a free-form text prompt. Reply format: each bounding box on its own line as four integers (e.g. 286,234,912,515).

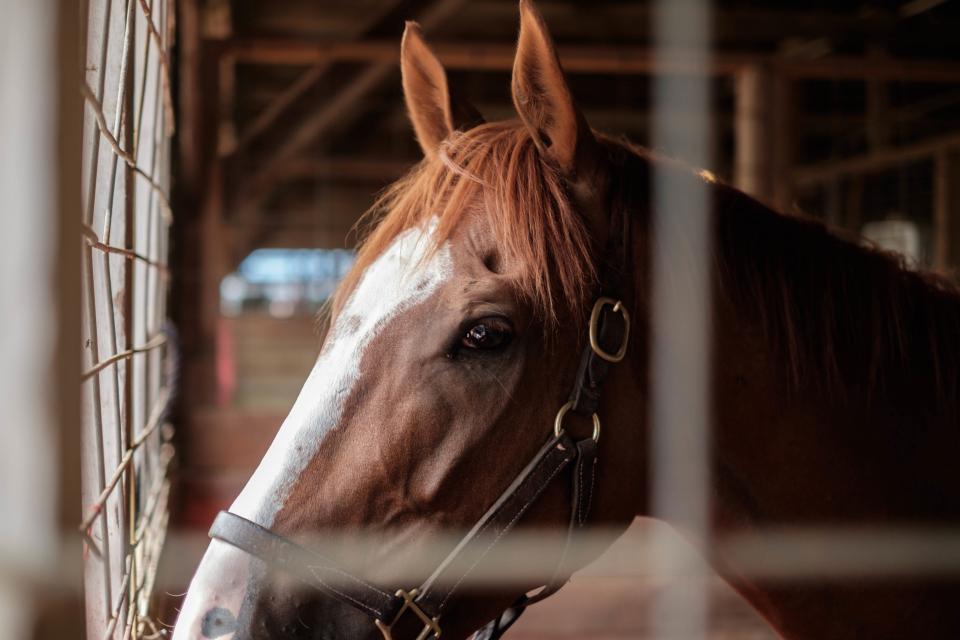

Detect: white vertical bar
0,0,60,638
650,1,713,638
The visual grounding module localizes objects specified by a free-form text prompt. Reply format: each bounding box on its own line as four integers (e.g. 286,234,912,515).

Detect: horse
173,1,960,638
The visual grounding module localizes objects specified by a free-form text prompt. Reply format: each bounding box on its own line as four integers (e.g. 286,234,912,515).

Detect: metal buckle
588,297,630,363
554,401,600,442
374,589,442,640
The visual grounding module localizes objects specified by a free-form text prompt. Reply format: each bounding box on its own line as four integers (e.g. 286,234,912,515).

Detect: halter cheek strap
209,205,631,640
473,211,630,639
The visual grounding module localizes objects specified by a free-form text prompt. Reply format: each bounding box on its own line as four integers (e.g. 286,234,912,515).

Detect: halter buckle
374,589,442,640
588,297,630,363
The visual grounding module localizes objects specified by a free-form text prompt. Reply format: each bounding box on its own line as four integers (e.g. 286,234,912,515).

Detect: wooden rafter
227,0,468,262
793,130,960,186
215,38,960,83
229,0,409,157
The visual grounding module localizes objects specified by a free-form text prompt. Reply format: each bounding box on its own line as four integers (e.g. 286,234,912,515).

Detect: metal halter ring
373,589,442,640
553,401,600,442
588,297,631,363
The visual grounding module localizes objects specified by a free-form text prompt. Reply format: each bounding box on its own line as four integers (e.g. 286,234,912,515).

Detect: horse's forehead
337,222,452,330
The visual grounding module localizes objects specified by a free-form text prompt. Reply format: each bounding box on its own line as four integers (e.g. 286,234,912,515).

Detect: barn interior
162,0,960,636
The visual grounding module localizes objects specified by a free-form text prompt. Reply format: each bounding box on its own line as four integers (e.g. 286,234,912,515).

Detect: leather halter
209,206,631,640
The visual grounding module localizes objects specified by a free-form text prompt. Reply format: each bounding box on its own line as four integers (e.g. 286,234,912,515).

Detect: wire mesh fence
79,0,176,637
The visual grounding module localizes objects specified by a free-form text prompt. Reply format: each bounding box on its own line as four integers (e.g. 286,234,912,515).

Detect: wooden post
845,175,865,232
825,180,842,227
175,0,229,411
734,64,772,202
933,150,959,277
177,0,203,198
866,46,891,150
771,74,795,213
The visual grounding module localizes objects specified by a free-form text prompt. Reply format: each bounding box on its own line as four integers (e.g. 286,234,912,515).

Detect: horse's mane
333,120,960,418
712,181,960,419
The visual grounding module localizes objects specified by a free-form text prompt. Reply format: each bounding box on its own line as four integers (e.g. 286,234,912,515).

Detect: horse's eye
461,318,512,351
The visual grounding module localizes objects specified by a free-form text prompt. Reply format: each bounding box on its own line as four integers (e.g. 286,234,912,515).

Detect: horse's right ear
401,21,483,158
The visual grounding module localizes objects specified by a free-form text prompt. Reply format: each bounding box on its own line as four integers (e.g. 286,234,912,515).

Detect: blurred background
2,0,960,638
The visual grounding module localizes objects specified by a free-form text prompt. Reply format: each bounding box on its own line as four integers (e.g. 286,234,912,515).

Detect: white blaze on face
173,221,452,640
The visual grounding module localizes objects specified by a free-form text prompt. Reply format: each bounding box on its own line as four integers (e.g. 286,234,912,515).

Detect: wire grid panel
79,0,176,638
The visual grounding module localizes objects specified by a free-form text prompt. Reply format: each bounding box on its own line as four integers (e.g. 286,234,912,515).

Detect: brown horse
173,2,960,639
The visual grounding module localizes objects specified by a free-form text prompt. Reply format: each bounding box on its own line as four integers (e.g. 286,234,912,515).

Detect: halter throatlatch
209,207,632,640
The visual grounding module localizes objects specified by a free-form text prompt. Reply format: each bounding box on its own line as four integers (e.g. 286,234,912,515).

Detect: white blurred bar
147,525,960,590
650,0,714,638
0,0,64,638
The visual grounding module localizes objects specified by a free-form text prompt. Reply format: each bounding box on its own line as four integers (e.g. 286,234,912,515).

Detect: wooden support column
734,64,773,202
866,46,891,151
845,176,865,232
933,150,960,278
174,0,229,410
734,65,794,212
771,74,795,213
176,0,203,197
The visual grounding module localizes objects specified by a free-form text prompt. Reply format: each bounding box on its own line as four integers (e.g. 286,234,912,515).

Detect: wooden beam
448,3,907,44
215,38,960,83
793,130,960,186
219,38,747,75
260,0,467,169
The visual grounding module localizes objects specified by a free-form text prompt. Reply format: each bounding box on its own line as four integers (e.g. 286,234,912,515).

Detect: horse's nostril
200,606,237,639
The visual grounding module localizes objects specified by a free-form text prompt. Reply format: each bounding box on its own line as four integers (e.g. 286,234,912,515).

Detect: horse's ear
511,0,597,177
401,21,483,158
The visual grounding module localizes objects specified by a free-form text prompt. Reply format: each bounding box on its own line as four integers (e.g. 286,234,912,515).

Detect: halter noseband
209,207,631,640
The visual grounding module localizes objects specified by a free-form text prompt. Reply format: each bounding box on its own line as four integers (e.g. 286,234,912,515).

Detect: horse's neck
705,287,960,640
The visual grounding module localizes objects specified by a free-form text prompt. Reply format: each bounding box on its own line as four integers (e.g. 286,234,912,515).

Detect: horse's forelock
330,121,602,327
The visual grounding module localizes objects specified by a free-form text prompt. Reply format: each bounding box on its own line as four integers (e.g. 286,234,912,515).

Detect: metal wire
81,334,168,382
82,222,170,273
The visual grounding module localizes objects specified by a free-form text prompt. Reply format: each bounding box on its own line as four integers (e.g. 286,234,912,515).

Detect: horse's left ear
402,21,484,158
512,0,600,179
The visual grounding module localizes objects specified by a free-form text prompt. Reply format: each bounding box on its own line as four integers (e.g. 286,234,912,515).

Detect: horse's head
174,2,647,638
